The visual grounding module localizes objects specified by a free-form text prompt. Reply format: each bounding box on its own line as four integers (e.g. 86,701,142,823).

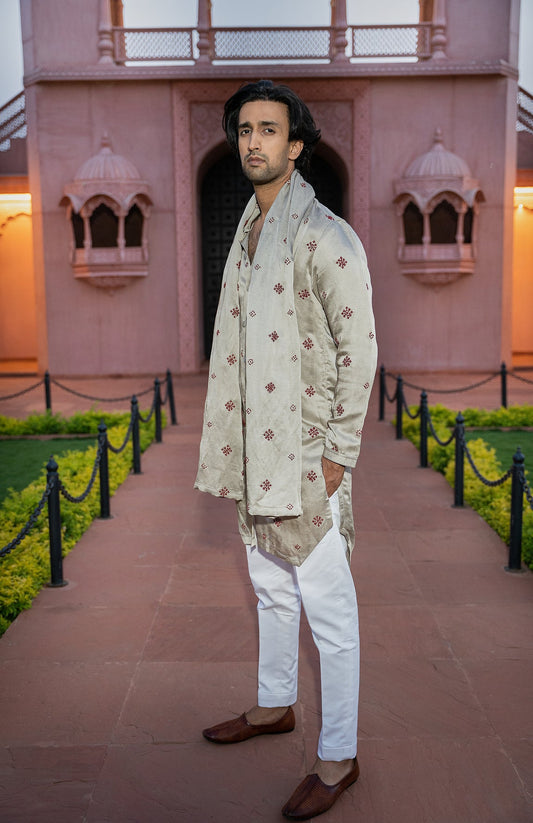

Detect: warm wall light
0,193,32,203
514,186,533,210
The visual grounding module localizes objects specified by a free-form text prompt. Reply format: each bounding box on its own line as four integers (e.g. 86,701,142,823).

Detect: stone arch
198,143,346,358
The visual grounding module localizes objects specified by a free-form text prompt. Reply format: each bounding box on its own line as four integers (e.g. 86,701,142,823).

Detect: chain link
521,468,533,510
509,371,533,387
0,479,53,558
107,414,135,454
50,377,154,403
427,410,456,447
0,378,44,402
398,372,498,394
59,442,103,504
458,430,513,488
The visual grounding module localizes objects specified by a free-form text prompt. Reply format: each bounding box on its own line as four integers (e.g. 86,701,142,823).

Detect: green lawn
0,438,96,503
465,429,533,474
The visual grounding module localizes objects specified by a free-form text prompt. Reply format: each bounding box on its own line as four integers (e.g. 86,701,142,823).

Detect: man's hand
321,456,345,498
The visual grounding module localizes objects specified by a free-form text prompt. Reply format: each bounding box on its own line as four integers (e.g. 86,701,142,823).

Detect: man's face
237,100,303,187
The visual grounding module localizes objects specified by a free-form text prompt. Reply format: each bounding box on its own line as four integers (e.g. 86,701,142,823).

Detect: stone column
98,0,114,64
197,0,212,64
330,0,349,63
431,0,447,60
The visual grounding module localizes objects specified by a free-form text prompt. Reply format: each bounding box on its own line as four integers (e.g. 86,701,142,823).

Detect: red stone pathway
0,373,532,822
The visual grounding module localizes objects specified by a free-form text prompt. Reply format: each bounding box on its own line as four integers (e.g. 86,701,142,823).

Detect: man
195,80,377,820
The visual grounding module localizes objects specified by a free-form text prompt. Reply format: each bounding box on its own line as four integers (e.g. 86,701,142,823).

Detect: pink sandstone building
0,0,532,376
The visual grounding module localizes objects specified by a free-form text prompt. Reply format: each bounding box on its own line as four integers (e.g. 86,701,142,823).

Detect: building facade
0,0,527,375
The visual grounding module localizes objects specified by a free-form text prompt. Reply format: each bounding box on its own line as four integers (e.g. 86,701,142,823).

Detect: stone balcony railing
110,23,434,64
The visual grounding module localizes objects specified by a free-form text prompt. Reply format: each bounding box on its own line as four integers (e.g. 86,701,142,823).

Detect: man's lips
246,155,265,165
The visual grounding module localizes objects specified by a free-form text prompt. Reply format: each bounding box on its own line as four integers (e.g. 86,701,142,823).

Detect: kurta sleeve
314,219,377,468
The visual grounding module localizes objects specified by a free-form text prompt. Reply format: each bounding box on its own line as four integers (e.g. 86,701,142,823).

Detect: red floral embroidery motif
291,354,298,362
230,307,239,318
327,215,334,221
273,283,284,294
201,462,207,469
287,309,294,316
255,264,261,270
342,307,353,319
207,421,213,427
269,331,279,342
321,291,327,300
273,517,282,527
227,354,237,365
305,386,316,396
269,216,275,223
288,453,295,460
264,429,274,440
336,257,347,268
342,356,352,367
225,400,235,411
307,241,317,252
307,471,318,482
211,373,216,379
221,445,232,456
364,382,370,390
336,404,344,417
249,310,256,317
313,515,324,527
287,503,294,510
219,487,229,497
369,331,375,339
284,258,291,265
248,359,254,365
265,382,276,393
356,429,363,437
330,443,339,452
294,543,301,550
291,213,299,219
298,289,310,299
290,404,297,411
308,426,319,438
236,261,241,269
260,479,272,491
303,337,314,350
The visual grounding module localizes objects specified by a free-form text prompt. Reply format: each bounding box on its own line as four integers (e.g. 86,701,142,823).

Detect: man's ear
289,140,304,160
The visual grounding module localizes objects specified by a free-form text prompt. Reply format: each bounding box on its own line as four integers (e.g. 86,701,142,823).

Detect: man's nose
247,130,260,152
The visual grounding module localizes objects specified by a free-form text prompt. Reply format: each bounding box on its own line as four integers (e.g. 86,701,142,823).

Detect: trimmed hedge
0,411,158,635
401,404,533,569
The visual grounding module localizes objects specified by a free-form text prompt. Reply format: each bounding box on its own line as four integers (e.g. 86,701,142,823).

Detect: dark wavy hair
223,80,321,177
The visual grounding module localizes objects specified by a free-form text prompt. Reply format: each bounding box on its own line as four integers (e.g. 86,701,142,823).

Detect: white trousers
245,493,359,762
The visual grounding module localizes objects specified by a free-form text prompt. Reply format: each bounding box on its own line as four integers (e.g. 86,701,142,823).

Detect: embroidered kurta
195,171,377,565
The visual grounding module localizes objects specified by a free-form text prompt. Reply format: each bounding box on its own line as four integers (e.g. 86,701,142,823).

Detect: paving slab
0,372,532,822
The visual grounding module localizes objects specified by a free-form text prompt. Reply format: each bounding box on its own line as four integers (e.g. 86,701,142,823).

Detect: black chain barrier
0,371,178,586
0,371,179,425
380,369,532,573
377,362,532,423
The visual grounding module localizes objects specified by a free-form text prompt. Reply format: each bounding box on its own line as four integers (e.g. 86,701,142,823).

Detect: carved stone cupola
393,129,484,286
60,135,153,291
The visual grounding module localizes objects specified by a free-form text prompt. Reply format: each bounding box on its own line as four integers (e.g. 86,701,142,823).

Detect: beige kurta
195,171,377,565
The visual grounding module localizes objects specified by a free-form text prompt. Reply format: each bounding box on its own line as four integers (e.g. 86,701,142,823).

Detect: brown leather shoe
202,706,295,744
281,758,360,820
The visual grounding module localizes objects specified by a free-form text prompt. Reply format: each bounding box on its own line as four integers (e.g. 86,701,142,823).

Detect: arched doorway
200,151,344,358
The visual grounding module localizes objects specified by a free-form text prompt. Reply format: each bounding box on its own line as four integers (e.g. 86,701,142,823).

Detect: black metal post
500,361,508,409
44,370,52,413
131,396,141,474
98,421,111,519
154,378,162,443
166,369,177,425
453,413,465,507
420,390,428,468
507,447,525,572
379,364,386,421
395,375,403,440
46,457,67,587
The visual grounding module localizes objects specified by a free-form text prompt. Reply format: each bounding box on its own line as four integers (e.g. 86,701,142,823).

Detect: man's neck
253,169,294,219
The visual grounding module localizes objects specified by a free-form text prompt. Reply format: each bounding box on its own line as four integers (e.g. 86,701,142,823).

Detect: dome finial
433,128,444,146
101,133,112,153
